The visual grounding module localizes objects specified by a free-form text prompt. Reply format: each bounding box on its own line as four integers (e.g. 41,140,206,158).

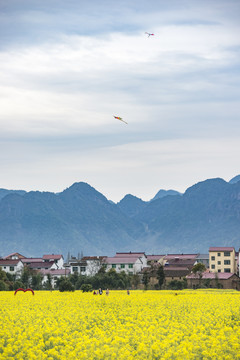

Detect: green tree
59,279,74,292
192,263,206,287
31,272,43,290
142,270,150,290
21,266,31,288
81,283,93,292
0,280,7,291
43,274,52,290
156,265,165,289
131,274,140,289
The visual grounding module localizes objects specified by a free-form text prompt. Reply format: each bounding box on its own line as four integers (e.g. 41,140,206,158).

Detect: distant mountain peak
151,189,181,202
229,175,240,184
117,194,146,217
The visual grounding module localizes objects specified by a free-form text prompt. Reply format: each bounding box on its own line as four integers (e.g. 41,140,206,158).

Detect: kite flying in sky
145,32,154,37
113,116,128,124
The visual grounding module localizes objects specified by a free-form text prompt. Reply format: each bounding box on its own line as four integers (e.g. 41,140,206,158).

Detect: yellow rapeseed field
1,289,240,359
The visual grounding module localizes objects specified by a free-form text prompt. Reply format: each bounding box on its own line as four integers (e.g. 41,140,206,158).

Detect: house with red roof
3,252,26,260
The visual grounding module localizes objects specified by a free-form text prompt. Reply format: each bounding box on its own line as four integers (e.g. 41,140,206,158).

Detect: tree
21,266,31,288
59,279,74,292
81,284,93,292
142,270,150,290
31,273,43,290
156,265,165,289
192,263,206,287
43,274,53,290
131,274,140,289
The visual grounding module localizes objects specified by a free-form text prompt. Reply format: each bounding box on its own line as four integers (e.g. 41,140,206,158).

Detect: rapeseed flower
0,290,240,359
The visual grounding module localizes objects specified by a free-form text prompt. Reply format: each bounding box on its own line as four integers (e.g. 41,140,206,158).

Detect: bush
0,280,7,291
59,279,75,292
13,280,25,290
81,284,93,292
167,280,184,290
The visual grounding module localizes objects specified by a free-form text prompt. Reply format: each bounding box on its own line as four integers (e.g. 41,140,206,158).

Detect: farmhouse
105,252,147,274
0,259,23,278
187,271,240,290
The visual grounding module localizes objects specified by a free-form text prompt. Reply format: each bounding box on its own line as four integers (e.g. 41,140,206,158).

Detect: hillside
0,176,240,257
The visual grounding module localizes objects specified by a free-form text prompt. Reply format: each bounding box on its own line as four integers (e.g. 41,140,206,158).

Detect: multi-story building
209,247,236,274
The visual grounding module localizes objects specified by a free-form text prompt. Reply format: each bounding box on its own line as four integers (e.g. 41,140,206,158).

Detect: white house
105,252,148,274
40,268,71,288
29,261,58,271
68,256,106,276
0,259,24,278
42,254,64,269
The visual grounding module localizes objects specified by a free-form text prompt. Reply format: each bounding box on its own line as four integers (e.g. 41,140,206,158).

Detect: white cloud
0,0,240,201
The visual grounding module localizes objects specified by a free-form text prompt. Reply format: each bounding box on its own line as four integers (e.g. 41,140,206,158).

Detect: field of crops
1,289,240,359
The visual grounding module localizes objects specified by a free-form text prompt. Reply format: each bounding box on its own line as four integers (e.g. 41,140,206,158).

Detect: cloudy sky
0,0,240,202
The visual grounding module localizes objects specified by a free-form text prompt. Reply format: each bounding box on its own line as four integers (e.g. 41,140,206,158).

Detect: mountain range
0,175,240,257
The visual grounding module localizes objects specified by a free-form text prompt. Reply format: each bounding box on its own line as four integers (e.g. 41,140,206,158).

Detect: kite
145,32,154,37
113,116,128,124
14,288,35,295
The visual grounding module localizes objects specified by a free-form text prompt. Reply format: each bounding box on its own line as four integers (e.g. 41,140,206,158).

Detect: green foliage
32,273,43,290
192,263,206,275
43,274,52,290
203,278,211,288
81,284,93,292
156,265,165,289
13,280,24,290
142,271,150,290
130,274,140,289
21,266,31,288
59,278,75,292
0,280,7,291
167,280,184,290
0,267,7,281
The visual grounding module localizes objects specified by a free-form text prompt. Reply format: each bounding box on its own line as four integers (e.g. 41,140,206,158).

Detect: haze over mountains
0,175,240,257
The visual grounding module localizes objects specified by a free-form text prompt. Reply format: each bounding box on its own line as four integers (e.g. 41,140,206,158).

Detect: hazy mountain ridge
0,175,240,257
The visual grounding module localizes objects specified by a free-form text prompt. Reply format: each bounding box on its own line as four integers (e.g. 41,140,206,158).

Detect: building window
120,264,125,268
10,266,14,271
128,264,133,268
211,256,215,261
218,269,221,272
217,253,221,256
112,264,116,268
224,252,231,256
80,266,86,272
218,261,221,265
129,272,133,275
72,266,78,272
224,268,231,273
224,260,230,265
211,264,215,269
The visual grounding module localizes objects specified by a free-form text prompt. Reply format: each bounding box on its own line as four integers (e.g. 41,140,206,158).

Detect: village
1,246,240,291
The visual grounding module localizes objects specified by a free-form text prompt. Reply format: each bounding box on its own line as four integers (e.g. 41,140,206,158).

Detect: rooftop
106,256,140,264
187,271,236,280
42,254,63,260
115,252,145,258
209,247,235,252
0,259,22,265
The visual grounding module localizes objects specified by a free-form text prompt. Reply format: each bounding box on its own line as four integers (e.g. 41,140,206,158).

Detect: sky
0,0,240,202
